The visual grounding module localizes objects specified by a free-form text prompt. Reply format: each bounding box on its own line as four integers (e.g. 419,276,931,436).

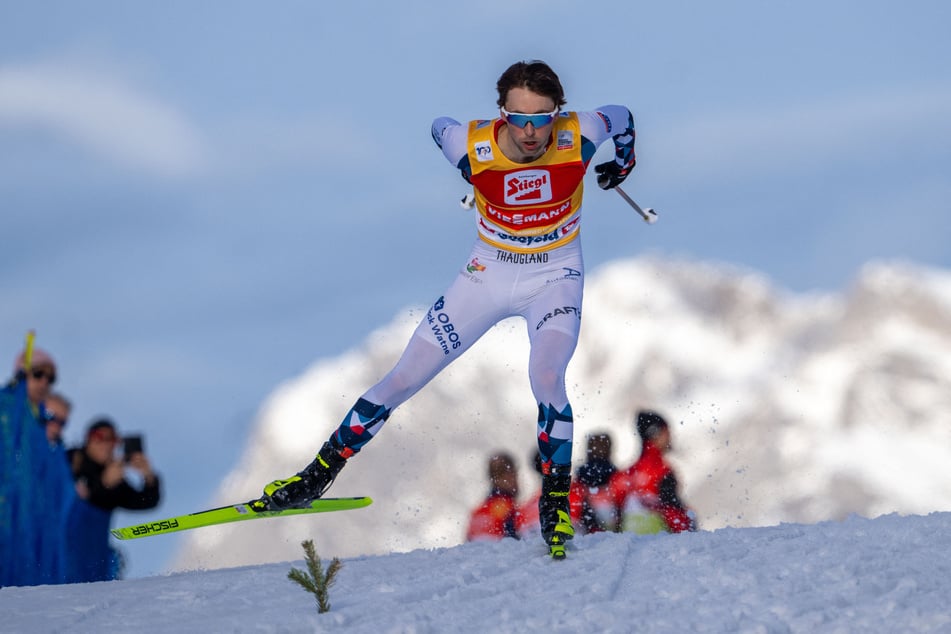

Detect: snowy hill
3,513,951,633
175,256,951,571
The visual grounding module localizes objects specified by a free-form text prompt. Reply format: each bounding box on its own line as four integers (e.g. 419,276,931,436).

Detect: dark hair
636,411,669,441
586,432,613,459
496,60,566,109
85,417,116,440
488,452,516,478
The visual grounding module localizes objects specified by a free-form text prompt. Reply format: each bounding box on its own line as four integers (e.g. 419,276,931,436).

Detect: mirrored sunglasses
500,107,559,128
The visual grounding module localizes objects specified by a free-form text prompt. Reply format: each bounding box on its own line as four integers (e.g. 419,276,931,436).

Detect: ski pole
614,186,658,224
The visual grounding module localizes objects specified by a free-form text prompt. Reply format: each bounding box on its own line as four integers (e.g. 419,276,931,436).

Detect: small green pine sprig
287,539,343,614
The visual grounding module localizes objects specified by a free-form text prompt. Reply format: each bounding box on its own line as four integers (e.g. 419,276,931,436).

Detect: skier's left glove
595,160,634,190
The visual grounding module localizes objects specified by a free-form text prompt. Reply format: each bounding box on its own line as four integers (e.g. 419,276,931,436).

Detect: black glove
595,160,633,190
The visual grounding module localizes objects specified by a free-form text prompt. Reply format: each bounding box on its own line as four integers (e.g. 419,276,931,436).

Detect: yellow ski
111,497,372,540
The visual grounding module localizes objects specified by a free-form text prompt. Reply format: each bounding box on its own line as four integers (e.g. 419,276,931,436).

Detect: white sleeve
577,105,634,146
431,117,469,167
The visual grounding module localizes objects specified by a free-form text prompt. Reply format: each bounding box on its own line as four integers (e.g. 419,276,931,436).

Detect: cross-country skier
257,60,637,557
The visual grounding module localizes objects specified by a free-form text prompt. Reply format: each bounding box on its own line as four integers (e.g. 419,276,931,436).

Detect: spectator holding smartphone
65,418,161,582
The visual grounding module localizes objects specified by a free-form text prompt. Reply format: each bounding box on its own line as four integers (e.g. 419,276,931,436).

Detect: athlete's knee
530,366,567,401
369,356,434,405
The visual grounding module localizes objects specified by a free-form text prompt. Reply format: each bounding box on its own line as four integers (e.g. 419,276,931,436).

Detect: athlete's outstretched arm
578,106,636,171
431,116,472,183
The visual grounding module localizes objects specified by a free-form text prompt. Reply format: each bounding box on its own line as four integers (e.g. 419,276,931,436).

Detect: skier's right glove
595,160,634,190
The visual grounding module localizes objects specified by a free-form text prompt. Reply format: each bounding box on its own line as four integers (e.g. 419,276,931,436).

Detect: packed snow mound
176,256,951,571
5,513,951,633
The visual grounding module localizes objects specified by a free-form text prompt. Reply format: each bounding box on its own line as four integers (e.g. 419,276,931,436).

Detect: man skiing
258,60,637,558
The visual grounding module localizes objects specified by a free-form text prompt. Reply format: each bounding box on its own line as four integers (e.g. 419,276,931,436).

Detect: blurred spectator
610,411,697,534
569,432,619,534
466,452,519,542
516,451,544,539
44,392,72,448
0,343,74,587
65,418,161,582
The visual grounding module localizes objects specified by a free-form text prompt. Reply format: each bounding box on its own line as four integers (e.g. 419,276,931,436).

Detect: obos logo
504,169,552,205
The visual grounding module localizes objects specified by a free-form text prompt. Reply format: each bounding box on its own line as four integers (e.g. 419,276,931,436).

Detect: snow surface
3,512,950,633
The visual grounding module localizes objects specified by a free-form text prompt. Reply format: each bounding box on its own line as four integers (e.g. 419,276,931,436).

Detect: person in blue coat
0,345,74,587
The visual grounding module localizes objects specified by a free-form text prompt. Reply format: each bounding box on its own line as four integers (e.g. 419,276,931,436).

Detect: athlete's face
501,86,557,162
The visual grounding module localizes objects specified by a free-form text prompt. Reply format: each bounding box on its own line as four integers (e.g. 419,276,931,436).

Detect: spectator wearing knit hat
1,342,75,587
608,410,697,535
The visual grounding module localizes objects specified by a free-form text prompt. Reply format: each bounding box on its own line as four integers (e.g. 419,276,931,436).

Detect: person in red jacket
569,432,619,534
466,452,520,542
610,411,696,534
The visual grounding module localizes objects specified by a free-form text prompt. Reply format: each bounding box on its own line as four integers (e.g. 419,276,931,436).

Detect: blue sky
2,1,949,576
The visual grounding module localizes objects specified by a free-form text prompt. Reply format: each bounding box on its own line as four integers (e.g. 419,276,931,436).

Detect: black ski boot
254,442,348,511
539,465,575,559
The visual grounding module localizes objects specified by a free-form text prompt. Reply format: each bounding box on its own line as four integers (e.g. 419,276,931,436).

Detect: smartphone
123,435,144,462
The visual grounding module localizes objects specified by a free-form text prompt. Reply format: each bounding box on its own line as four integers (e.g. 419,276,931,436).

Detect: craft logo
536,305,581,330
475,141,493,162
504,169,552,205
